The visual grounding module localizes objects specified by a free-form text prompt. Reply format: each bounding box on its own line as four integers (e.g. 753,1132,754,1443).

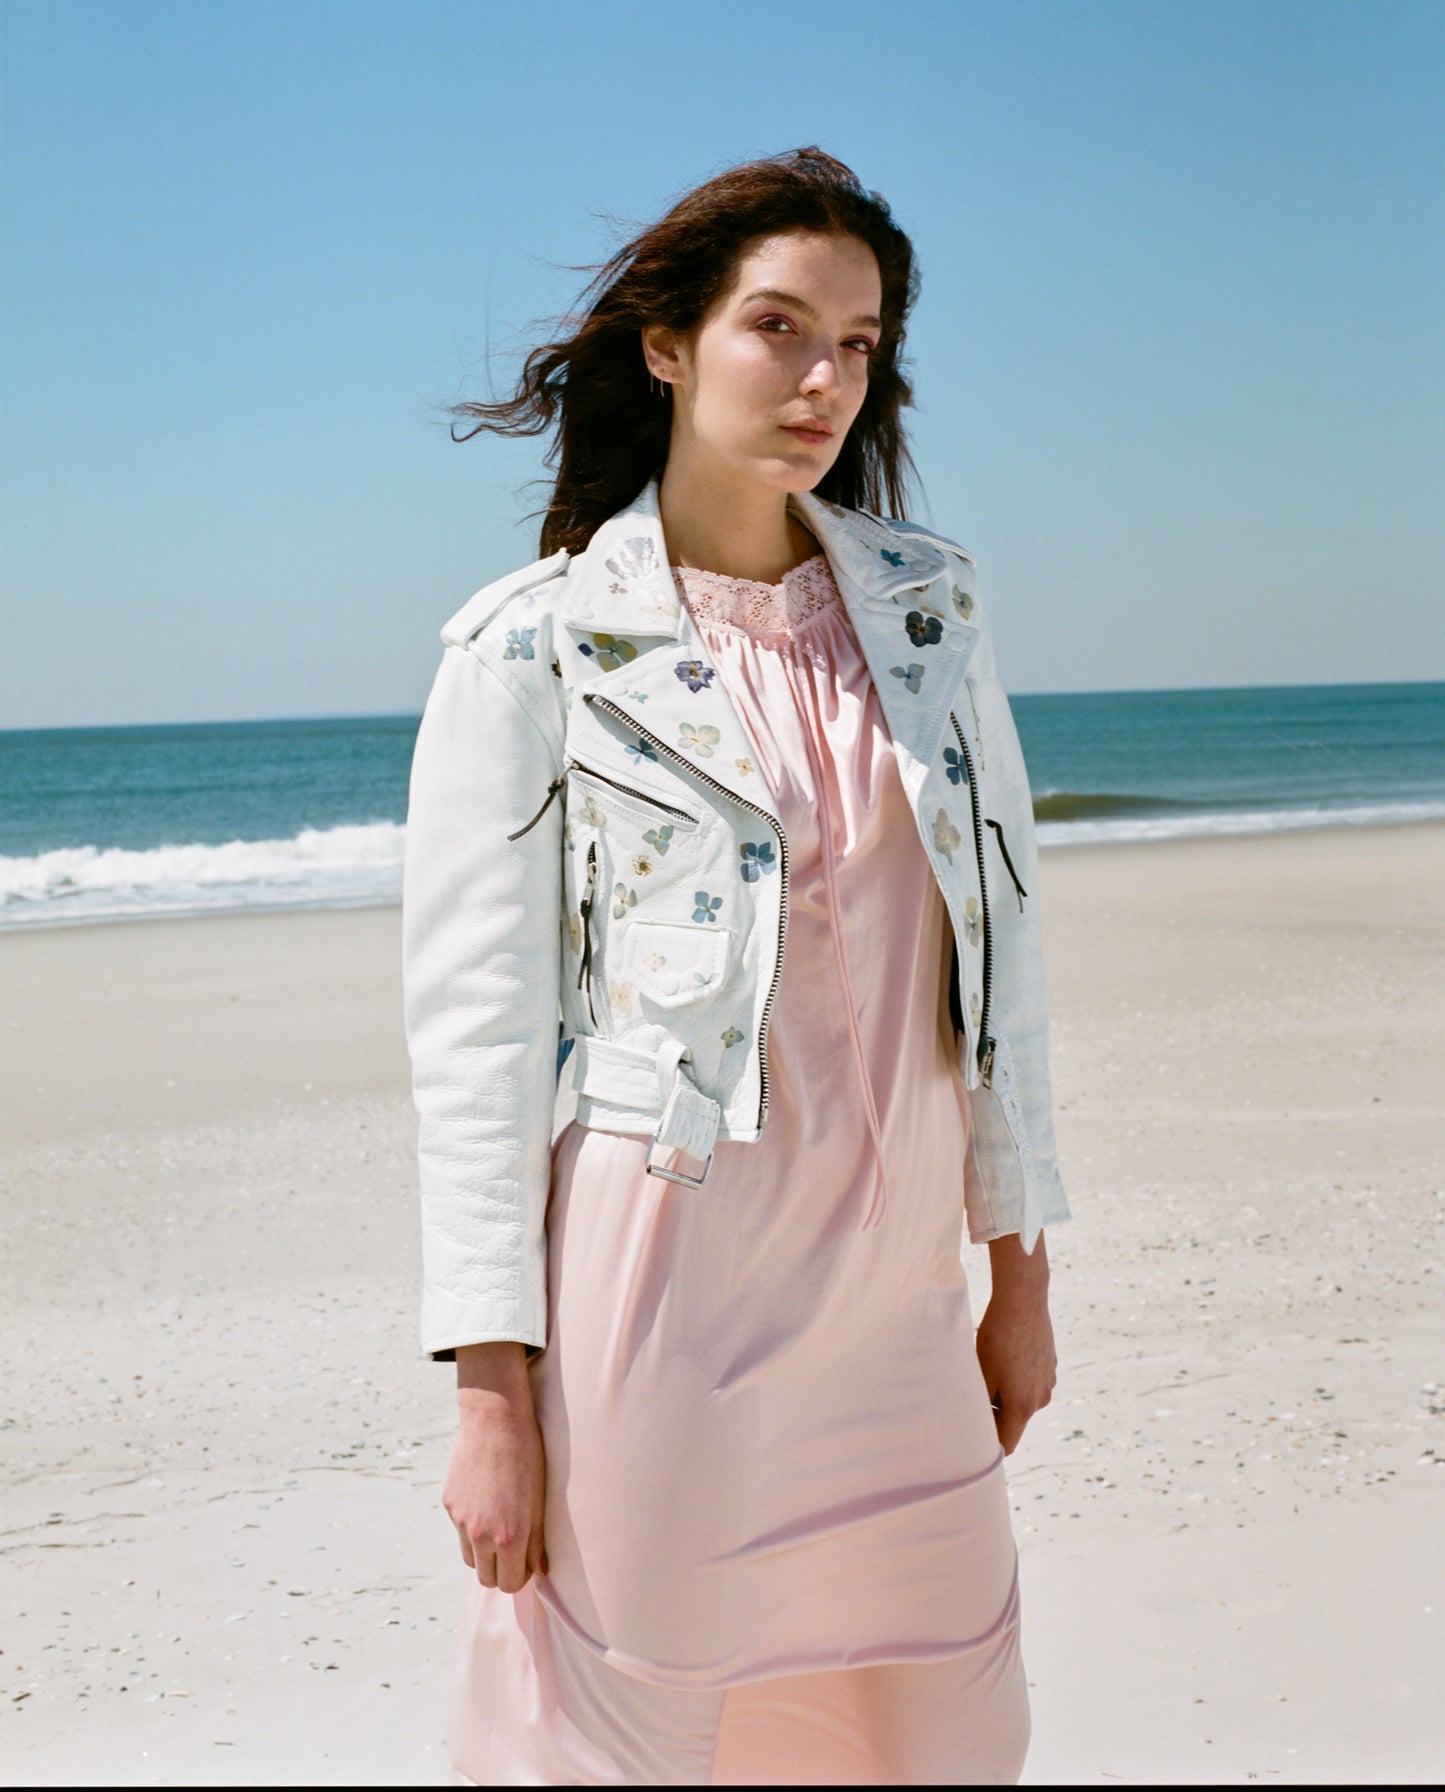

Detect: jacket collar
790,485,959,608
560,478,685,639
560,475,950,638
789,487,985,778
562,476,981,795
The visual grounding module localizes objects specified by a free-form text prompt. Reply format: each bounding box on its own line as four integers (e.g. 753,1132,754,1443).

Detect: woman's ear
641,322,685,385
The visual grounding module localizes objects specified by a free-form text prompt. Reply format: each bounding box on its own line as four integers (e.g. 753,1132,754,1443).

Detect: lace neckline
670,552,841,636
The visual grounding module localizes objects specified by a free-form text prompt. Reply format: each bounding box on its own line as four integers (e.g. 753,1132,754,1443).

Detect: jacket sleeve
960,601,1071,1252
402,640,563,1358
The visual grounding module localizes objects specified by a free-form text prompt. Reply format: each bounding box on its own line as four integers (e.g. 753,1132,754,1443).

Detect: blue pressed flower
880,548,904,568
739,841,776,882
675,659,717,693
626,737,658,764
905,610,942,647
693,891,723,923
890,662,925,693
642,824,674,856
503,626,536,661
943,747,968,786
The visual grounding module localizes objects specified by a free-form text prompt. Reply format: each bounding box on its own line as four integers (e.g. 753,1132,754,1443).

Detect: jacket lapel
560,476,982,816
560,481,780,818
786,487,982,781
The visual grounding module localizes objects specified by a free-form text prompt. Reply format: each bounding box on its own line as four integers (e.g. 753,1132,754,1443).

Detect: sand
2,824,1442,1786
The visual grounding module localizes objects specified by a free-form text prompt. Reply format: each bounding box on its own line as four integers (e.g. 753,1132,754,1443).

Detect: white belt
570,1036,720,1187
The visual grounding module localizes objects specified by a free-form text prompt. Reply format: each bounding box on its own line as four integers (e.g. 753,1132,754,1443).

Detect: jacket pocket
566,761,701,835
619,919,733,1010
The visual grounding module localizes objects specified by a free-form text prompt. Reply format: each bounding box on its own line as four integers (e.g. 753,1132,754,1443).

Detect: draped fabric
505,549,1023,1688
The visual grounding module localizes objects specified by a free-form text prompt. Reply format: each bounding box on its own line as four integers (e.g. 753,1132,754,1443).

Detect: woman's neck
657,457,819,584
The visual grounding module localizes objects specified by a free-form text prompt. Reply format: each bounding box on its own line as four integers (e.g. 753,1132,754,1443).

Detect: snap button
660,973,679,995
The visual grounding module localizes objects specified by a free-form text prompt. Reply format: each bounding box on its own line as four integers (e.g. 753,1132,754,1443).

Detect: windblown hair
452,147,923,555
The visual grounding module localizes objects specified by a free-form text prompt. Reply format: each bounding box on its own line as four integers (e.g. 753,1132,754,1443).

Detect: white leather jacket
403,476,1070,1357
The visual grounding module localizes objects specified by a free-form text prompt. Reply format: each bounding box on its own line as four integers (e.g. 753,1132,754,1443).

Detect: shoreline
2,815,1441,939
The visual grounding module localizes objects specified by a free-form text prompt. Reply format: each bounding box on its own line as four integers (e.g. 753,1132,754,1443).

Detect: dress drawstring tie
796,656,890,1231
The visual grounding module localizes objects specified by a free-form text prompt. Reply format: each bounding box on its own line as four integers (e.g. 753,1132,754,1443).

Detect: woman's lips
781,423,832,445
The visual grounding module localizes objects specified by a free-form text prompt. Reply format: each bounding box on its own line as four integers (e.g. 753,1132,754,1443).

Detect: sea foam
1035,795,1445,848
5,798,1442,931
0,821,405,929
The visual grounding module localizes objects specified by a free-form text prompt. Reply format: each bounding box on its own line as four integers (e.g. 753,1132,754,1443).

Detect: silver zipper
584,693,789,1129
949,713,995,1086
566,758,699,827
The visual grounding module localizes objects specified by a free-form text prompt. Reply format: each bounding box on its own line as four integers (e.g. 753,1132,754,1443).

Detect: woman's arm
975,1232,1056,1455
403,641,564,1357
958,588,1071,1250
443,1342,547,1591
404,633,564,1581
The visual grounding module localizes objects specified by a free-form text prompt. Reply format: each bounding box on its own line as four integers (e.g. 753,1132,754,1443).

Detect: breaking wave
0,822,405,930
1034,794,1445,847
4,799,1442,930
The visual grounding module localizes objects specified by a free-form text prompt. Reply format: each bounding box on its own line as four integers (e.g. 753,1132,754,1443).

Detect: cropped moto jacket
402,475,1071,1357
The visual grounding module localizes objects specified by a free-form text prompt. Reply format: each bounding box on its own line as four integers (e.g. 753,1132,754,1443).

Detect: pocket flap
619,919,733,1009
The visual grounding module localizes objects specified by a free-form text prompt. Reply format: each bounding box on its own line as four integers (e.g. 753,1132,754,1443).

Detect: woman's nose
801,354,842,396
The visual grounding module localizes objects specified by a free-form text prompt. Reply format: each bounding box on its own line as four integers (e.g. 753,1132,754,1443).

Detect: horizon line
4,674,1443,736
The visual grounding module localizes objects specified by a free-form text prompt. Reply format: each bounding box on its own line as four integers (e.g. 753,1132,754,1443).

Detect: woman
403,146,1070,1786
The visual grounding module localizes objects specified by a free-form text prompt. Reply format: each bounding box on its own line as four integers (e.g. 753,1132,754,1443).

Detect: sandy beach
3,824,1442,1787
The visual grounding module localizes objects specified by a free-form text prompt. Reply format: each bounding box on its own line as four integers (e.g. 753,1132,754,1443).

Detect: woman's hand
442,1342,548,1593
975,1233,1057,1455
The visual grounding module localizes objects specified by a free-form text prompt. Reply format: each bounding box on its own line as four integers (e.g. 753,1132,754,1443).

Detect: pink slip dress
489,550,1021,1689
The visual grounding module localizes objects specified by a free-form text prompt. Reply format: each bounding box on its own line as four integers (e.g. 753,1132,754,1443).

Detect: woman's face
652,230,883,493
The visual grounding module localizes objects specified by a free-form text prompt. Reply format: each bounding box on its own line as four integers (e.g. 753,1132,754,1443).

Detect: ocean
2,683,1441,930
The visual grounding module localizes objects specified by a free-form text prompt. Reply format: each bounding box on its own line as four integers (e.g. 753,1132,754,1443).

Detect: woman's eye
756,317,876,357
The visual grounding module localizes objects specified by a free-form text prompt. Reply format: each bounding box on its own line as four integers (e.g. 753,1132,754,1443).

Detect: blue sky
2,0,1441,727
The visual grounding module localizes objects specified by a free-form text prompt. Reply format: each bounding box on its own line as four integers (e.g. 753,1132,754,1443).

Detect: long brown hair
452,147,923,556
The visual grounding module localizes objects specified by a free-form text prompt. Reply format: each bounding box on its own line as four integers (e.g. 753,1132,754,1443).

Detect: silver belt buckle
644,1132,713,1188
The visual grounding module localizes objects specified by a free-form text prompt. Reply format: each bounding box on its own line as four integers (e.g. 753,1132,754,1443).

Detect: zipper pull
978,1037,996,1087
577,842,598,1022
984,818,1027,912
507,774,566,842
